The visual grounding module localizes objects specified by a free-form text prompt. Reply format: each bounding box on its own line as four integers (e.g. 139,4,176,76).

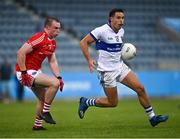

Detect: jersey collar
43,30,55,40
107,22,119,34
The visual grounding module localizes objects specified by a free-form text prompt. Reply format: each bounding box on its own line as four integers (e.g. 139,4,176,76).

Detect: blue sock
85,98,96,106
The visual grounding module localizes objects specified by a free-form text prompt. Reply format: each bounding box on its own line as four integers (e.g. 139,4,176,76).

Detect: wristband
57,76,62,79
21,70,27,74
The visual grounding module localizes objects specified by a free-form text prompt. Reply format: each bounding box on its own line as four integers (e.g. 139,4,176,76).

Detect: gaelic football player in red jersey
15,17,64,130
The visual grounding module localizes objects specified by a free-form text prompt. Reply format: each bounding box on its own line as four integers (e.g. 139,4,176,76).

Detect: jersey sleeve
90,27,102,41
26,32,45,49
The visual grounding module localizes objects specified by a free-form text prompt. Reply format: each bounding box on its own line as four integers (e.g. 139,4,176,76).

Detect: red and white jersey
16,31,56,71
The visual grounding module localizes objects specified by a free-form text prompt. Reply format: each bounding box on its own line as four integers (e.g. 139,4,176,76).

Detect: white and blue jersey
90,24,124,71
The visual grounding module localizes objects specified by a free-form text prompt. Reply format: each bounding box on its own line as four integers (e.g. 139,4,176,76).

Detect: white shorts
16,70,42,83
97,63,131,88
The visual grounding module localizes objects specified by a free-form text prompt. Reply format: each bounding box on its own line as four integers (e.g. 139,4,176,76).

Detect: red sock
34,116,43,128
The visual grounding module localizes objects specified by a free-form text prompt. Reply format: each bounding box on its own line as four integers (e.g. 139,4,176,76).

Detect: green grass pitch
0,98,180,138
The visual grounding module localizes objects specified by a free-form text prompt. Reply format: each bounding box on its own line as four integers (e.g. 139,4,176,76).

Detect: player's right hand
88,59,96,73
21,71,34,87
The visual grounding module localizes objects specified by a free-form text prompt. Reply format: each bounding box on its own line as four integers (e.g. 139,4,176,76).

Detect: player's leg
31,87,46,130
121,71,150,107
17,70,59,104
78,87,118,119
121,71,168,127
78,71,119,119
94,70,119,107
34,73,59,104
17,70,59,124
96,87,118,107
33,73,59,124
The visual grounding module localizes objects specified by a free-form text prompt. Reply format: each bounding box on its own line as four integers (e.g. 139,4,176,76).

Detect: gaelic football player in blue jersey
78,8,168,127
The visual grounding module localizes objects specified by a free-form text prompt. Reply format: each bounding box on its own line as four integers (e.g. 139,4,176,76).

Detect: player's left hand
57,76,64,92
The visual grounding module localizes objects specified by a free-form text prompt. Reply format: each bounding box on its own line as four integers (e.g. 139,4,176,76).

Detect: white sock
86,98,96,106
145,106,155,119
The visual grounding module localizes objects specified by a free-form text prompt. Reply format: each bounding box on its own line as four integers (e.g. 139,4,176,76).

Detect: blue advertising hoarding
10,71,180,100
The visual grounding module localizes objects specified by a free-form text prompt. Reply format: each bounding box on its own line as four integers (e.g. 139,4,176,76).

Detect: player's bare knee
136,85,145,96
51,78,60,89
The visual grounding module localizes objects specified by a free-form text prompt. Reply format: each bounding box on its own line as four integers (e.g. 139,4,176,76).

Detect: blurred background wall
0,0,180,100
